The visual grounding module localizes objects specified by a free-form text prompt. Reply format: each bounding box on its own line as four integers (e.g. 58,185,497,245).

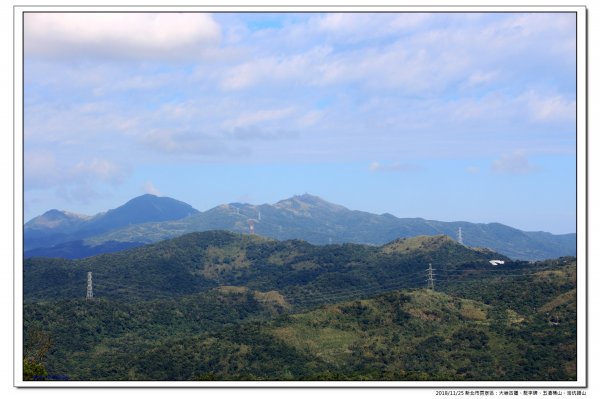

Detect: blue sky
23,12,577,233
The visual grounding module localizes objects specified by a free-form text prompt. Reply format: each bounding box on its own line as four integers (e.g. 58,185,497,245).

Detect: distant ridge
25,194,199,252
24,193,575,261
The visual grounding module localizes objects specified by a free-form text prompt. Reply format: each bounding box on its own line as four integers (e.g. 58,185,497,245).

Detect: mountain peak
41,209,90,219
25,209,90,231
293,193,324,202
275,194,347,213
96,195,199,227
125,194,159,204
34,208,90,223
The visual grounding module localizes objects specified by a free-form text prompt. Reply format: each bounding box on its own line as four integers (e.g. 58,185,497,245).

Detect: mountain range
24,193,575,260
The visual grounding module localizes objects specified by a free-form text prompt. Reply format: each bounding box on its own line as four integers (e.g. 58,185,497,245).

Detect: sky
23,12,577,233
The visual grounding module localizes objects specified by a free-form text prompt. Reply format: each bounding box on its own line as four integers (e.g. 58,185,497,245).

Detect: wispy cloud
492,151,539,175
25,151,60,189
314,13,431,41
26,153,126,187
369,161,422,173
223,107,296,129
229,127,299,141
522,91,575,122
140,129,239,157
143,181,161,196
464,70,498,87
25,152,129,205
73,158,126,185
296,110,323,127
465,166,481,175
219,47,333,90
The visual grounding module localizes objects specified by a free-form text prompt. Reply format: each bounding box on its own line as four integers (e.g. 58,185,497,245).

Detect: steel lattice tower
458,227,464,245
86,272,93,300
426,263,436,291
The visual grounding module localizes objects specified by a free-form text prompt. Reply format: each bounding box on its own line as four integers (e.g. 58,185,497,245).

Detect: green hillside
24,231,507,302
24,260,576,381
23,230,576,381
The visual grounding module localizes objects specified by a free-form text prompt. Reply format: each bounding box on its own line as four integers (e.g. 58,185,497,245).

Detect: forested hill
24,230,576,381
24,257,577,381
24,230,508,303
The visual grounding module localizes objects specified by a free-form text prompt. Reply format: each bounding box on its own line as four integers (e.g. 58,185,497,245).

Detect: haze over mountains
24,193,575,261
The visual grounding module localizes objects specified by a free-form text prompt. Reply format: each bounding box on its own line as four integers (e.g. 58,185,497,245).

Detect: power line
285,276,424,304
279,264,571,308
283,272,435,307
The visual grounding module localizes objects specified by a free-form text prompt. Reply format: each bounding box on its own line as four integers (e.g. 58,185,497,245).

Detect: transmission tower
457,227,464,245
86,271,93,300
426,263,436,290
248,219,258,234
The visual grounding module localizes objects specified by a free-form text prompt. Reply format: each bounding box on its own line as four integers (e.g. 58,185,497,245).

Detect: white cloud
26,154,128,189
73,158,126,185
465,70,498,87
55,182,109,205
218,28,474,94
223,107,295,129
25,13,221,60
297,111,323,127
25,151,60,189
522,91,575,122
140,129,232,156
25,99,135,143
229,127,298,141
449,89,574,130
369,161,421,173
25,152,130,205
450,92,513,122
143,181,161,196
313,13,431,43
219,47,332,90
492,151,538,175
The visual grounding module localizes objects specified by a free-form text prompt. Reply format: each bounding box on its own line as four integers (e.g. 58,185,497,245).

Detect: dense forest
23,231,577,381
